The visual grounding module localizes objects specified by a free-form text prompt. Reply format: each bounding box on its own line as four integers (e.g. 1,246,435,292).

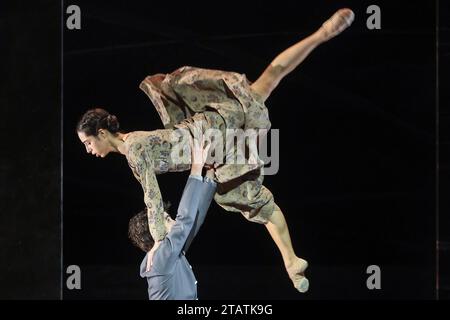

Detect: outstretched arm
141,166,167,242
193,172,217,239
128,142,167,243
150,128,212,271
183,170,217,252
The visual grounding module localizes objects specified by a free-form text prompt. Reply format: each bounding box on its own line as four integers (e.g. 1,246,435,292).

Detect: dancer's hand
190,126,211,176
205,167,215,180
205,163,219,180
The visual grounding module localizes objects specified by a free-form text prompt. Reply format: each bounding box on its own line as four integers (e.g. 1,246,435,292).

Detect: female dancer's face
77,130,111,158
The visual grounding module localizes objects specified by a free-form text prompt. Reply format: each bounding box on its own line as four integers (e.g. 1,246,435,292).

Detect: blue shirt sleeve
183,177,217,252
150,176,203,273
189,174,203,182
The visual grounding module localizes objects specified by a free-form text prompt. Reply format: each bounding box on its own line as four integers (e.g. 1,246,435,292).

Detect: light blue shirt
139,175,216,300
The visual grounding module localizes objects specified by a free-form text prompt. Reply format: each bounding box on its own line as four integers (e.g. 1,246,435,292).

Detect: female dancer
76,8,355,293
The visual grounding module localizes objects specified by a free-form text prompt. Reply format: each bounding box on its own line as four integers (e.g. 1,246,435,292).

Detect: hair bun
106,114,120,132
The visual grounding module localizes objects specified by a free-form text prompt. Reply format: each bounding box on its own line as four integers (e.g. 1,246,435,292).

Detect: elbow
177,207,194,224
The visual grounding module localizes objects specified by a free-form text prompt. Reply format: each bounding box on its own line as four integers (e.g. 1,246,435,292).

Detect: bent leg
265,204,297,268
265,204,309,292
214,168,309,291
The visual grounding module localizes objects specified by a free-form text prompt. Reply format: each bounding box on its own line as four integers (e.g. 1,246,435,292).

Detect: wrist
190,164,203,176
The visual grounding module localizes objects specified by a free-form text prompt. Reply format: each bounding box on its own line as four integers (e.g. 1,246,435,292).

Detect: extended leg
251,8,355,102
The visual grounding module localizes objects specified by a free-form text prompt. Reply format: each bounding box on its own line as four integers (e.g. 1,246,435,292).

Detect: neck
110,132,130,155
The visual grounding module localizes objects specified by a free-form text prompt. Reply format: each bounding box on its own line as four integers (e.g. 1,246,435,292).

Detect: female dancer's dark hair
76,108,122,136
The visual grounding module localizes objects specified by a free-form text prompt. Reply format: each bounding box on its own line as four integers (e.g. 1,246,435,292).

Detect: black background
62,0,436,299
0,0,446,300
0,0,61,299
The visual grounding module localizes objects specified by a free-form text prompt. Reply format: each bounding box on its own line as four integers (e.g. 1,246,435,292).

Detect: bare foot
286,257,309,293
320,8,355,41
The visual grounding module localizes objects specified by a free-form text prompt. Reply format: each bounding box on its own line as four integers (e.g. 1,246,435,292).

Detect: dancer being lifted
76,8,355,293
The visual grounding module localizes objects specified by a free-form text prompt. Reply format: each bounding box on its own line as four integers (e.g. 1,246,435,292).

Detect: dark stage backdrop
60,0,437,299
439,0,450,300
0,1,61,299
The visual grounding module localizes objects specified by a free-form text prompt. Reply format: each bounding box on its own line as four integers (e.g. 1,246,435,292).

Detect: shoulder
149,239,178,275
125,131,153,163
125,131,152,150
